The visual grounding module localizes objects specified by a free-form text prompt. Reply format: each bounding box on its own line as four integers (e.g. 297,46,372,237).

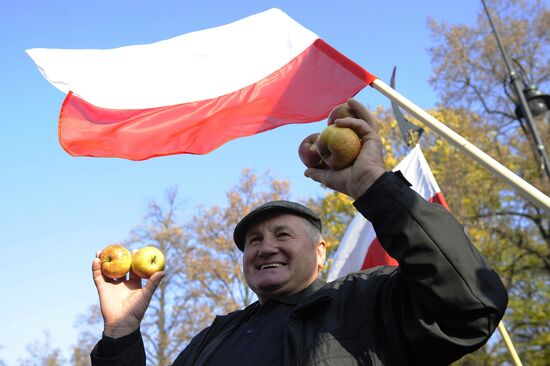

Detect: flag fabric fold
27,8,376,160
327,145,449,281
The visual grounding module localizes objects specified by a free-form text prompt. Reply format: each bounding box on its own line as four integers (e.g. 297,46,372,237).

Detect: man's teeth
260,263,285,270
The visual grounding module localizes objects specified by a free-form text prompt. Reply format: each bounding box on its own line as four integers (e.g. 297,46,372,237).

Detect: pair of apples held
99,244,166,280
299,101,362,170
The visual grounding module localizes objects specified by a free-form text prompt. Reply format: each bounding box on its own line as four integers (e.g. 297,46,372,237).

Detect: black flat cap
233,200,322,251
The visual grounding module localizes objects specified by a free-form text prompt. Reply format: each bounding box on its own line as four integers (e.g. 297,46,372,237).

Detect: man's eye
247,237,260,245
277,232,291,238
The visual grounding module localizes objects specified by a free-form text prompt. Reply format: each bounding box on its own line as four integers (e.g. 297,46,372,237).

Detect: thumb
141,271,166,299
304,168,329,184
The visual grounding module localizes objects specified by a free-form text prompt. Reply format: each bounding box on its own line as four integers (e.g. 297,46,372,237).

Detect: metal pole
480,0,550,180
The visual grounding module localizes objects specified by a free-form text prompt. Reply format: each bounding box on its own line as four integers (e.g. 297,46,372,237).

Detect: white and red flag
26,8,375,160
327,145,449,281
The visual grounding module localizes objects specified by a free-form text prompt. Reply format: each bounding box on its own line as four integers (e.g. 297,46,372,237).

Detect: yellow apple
99,244,132,279
131,246,166,279
316,125,362,170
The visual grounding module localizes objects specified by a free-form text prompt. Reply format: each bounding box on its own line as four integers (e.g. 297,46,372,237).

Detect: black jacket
92,172,508,365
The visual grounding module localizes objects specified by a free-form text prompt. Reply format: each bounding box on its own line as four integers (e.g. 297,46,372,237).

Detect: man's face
242,213,326,302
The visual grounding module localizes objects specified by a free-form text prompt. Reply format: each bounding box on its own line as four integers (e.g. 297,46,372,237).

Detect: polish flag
327,145,449,281
26,8,375,160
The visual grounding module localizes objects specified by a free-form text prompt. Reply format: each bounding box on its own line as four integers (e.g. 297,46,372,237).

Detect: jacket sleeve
354,171,508,365
171,326,211,365
90,329,146,366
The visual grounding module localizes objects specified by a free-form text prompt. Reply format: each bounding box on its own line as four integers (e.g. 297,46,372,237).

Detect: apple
316,125,362,170
131,246,166,279
298,133,327,169
99,244,132,279
327,102,357,125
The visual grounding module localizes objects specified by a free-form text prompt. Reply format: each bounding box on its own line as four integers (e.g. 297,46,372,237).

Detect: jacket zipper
286,294,333,366
288,321,301,366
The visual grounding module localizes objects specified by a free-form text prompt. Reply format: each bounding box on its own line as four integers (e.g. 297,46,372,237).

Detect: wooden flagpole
371,79,550,213
498,321,523,366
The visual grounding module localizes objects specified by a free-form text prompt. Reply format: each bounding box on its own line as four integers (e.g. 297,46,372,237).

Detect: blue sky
0,0,480,364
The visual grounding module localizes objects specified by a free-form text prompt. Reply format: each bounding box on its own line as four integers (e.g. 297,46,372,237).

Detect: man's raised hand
305,99,386,199
92,250,165,338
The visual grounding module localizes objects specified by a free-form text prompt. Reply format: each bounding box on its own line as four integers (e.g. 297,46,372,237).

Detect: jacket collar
296,278,334,308
261,278,329,305
299,278,328,299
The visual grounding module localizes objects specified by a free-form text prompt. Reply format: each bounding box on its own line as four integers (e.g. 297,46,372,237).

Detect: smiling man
90,99,508,365
239,208,326,303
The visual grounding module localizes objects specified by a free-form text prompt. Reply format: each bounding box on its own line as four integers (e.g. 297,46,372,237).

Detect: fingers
93,250,104,284
333,116,378,145
127,249,142,283
92,256,121,285
304,167,332,185
347,99,378,132
332,100,378,138
332,99,379,139
142,271,166,298
129,269,140,281
92,257,107,288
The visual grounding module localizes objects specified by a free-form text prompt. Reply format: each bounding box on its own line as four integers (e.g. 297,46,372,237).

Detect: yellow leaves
271,178,291,194
306,190,357,276
373,108,405,168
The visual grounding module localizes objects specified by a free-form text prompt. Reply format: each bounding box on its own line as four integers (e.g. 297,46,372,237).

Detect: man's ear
317,240,327,272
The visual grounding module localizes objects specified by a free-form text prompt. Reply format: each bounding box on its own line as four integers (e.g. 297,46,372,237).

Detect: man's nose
258,239,279,257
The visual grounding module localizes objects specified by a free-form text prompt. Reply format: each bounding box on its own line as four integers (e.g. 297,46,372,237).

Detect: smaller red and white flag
26,8,375,160
327,145,449,281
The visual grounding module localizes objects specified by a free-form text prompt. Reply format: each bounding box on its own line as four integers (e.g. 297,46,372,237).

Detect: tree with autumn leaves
425,0,549,364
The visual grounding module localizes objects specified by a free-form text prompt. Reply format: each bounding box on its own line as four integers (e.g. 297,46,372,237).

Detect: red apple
99,244,132,279
298,133,327,169
327,102,357,125
131,246,166,279
316,125,362,170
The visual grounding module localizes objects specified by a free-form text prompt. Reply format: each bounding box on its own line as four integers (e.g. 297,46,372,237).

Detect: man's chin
255,280,286,292
253,280,289,299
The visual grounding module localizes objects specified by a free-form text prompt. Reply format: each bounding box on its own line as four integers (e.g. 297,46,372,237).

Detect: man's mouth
259,263,286,270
